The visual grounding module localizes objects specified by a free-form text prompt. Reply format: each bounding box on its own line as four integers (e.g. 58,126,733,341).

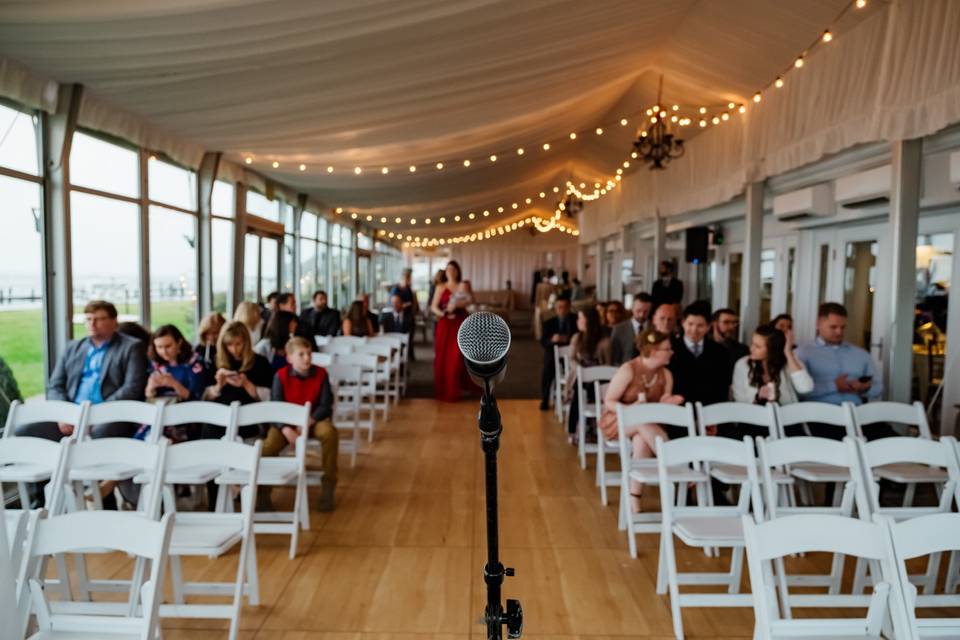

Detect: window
817,244,830,307
0,175,44,396
283,235,295,293
70,192,141,330
913,232,953,416
299,237,316,303
243,234,260,301
842,240,878,349
357,232,373,251
212,218,233,313
759,249,776,324
69,132,139,198
261,238,278,297
148,158,196,211
211,180,235,218
283,202,295,234
149,206,197,340
0,104,39,175
246,189,279,222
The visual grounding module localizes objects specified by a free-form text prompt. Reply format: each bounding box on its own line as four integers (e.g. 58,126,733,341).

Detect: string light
354,166,362,175
542,143,551,151
794,55,804,68
299,164,307,171
856,0,866,7
620,118,628,126
821,30,833,43
595,128,603,135
403,213,579,248
569,132,577,139
409,165,417,172
775,77,784,88
327,166,334,173
272,161,280,168
381,167,389,174
490,154,497,162
463,159,471,167
436,162,444,170
517,148,524,155
335,207,343,214
739,105,747,114
753,92,762,103
245,157,253,164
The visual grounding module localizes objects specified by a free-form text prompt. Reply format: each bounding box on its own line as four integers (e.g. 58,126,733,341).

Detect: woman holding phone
204,321,273,439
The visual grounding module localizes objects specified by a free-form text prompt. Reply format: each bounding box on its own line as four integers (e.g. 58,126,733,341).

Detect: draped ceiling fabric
0,0,957,243
450,233,577,295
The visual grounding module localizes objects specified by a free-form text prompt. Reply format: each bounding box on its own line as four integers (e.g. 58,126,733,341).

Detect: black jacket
652,277,684,307
299,306,342,338
380,308,414,334
668,336,731,406
541,313,577,354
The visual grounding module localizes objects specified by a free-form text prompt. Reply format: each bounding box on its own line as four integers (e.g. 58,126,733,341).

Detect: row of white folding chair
371,333,408,400
553,345,571,424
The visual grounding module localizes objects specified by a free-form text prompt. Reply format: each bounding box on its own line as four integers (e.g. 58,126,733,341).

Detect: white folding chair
228,401,310,559
373,332,410,395
615,402,706,559
311,351,334,368
852,401,946,507
695,401,781,486
314,335,332,349
322,342,356,356
756,436,866,607
77,400,163,441
19,510,175,640
1,400,88,508
160,439,261,640
0,499,24,640
335,352,379,441
593,380,621,506
575,365,617,472
774,401,857,505
852,436,960,596
743,514,911,640
328,363,362,469
356,342,396,417
332,335,366,348
553,345,571,423
656,435,762,639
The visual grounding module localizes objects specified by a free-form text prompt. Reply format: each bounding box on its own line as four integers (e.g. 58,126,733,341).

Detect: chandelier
633,76,684,170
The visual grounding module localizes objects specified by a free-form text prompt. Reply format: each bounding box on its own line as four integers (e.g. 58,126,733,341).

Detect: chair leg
618,485,627,531
169,555,185,604
289,481,303,560
852,557,869,594
577,417,587,470
774,557,792,619
945,550,960,594
245,534,260,606
299,478,311,531
663,531,684,640
599,451,608,506
921,551,944,595
902,482,917,507
728,546,744,594
656,529,668,594
827,551,845,595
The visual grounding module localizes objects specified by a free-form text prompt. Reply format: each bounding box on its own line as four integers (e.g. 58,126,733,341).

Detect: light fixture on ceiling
632,76,684,170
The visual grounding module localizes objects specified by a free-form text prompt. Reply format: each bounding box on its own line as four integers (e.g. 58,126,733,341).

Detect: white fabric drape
450,232,577,295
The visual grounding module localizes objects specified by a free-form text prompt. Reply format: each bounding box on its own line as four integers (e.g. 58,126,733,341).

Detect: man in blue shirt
796,302,889,439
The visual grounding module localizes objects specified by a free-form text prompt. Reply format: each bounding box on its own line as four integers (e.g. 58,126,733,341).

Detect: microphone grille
457,311,511,365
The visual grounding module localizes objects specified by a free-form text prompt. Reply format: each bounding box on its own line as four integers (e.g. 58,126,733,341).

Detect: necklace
639,372,659,389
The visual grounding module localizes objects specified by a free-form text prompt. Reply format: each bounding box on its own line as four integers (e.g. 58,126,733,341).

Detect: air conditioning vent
773,184,833,220
835,165,890,207
840,195,890,209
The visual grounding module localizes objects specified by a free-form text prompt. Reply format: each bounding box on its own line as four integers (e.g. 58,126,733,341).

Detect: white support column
739,181,764,341
652,212,665,276
231,180,247,307
195,152,221,321
41,83,83,369
594,239,604,297
886,139,922,403
293,193,307,308
138,148,151,329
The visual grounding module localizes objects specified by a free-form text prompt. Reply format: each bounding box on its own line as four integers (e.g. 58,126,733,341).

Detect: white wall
450,232,578,295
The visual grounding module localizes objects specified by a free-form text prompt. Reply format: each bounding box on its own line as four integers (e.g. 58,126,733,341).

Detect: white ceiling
0,0,871,236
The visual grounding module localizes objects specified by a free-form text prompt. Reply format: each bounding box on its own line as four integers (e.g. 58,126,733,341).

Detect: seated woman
604,300,626,328
342,300,374,337
562,307,611,441
195,312,226,369
732,323,812,408
138,324,207,442
233,300,264,344
599,329,684,512
254,310,299,371
203,321,273,439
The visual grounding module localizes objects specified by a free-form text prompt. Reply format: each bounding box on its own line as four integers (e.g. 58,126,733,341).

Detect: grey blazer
46,333,147,402
609,319,639,366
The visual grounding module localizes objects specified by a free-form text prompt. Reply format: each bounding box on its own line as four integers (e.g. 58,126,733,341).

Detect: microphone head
457,311,511,366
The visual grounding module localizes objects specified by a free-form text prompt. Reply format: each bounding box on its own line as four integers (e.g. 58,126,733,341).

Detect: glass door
242,231,282,302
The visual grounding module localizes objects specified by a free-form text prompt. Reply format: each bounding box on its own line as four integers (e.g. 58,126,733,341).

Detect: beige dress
598,358,667,435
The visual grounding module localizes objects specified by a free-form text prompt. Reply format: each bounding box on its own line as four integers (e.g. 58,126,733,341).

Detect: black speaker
685,226,709,264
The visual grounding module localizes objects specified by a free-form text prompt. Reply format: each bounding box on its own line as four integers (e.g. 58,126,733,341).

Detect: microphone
457,311,511,388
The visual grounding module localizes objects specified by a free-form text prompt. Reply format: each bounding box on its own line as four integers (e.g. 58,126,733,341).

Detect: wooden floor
77,399,772,638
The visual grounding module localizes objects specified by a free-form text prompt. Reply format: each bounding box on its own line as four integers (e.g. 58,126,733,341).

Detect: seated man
19,300,147,440
380,294,414,335
299,290,341,340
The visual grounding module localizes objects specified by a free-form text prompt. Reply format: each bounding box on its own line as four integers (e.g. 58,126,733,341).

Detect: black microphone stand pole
477,378,522,640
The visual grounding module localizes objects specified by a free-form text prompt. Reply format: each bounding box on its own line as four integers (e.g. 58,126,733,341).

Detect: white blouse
731,356,814,405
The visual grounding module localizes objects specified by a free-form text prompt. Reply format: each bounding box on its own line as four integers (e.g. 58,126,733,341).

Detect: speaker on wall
685,226,709,264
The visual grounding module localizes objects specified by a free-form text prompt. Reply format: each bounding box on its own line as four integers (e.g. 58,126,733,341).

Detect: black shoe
539,401,549,411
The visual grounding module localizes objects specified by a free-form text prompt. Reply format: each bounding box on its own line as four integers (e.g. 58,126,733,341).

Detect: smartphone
858,375,872,383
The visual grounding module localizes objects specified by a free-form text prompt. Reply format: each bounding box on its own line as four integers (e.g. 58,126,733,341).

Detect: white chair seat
673,516,743,545
0,463,52,483
170,522,242,554
630,464,707,484
29,631,143,639
790,463,850,483
154,464,223,485
68,463,141,482
216,461,297,486
711,463,792,485
874,462,948,484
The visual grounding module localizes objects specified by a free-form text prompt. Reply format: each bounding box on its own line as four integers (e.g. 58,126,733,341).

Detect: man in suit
390,269,419,360
709,308,749,377
668,302,731,410
539,296,576,411
380,294,414,334
609,293,652,365
17,300,147,440
299,290,341,340
651,261,684,309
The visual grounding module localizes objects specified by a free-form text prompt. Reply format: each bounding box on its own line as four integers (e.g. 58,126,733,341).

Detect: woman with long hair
195,312,226,368
604,300,626,328
430,260,476,401
599,329,684,512
233,300,264,344
204,321,273,438
139,324,207,441
254,310,299,371
732,324,812,406
342,300,374,337
563,307,611,439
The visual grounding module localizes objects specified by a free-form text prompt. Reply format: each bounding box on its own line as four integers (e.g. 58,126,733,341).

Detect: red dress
433,288,475,402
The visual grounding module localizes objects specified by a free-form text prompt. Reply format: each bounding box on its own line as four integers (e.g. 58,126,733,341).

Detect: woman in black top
203,320,273,439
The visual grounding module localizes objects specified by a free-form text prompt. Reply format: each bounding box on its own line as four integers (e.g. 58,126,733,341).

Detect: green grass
2,300,197,399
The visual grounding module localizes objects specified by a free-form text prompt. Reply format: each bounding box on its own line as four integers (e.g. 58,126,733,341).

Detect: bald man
651,303,679,337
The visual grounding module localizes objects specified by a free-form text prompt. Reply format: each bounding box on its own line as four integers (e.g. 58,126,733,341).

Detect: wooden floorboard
58,397,942,638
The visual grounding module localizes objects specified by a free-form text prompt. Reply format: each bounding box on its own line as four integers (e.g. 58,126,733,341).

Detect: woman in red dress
431,260,475,401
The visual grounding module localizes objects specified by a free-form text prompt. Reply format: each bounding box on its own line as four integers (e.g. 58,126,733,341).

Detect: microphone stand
477,378,523,640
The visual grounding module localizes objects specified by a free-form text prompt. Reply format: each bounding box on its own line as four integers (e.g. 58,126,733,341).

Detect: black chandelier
560,192,583,217
633,76,684,170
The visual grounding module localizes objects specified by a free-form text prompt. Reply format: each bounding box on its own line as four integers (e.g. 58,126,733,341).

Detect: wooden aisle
81,399,764,639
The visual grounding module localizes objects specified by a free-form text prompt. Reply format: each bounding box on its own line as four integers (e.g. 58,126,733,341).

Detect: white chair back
233,401,310,439
323,342,356,356
743,514,910,640
162,400,238,436
852,400,932,439
332,335,366,347
314,335,331,348
3,399,88,439
695,401,777,437
311,352,333,367
773,401,855,439
80,400,164,441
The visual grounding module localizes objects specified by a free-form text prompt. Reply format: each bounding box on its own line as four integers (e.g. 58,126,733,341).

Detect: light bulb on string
728,102,735,109
409,165,416,172
753,92,762,103
856,0,866,7
463,159,471,167
795,56,804,68
516,148,524,155
822,30,833,43
244,157,253,164
489,154,497,162
738,105,747,114
569,132,577,139
436,162,444,170
299,164,306,171
775,77,784,88
620,118,628,126
699,107,707,114
272,161,280,168
326,166,334,173
595,127,603,135
381,167,389,174
354,166,361,175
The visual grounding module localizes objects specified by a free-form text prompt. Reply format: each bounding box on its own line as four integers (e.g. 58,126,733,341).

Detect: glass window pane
261,237,278,297
283,235,295,294
0,104,40,175
212,218,233,313
283,203,295,233
317,217,328,241
329,245,341,310
786,247,796,315
149,206,197,340
843,240,878,349
148,158,196,211
70,132,139,198
818,244,830,306
246,189,279,222
300,211,317,240
317,241,328,295
357,232,372,251
243,235,260,301
759,249,776,324
0,175,44,396
340,247,352,303
70,191,141,328
299,238,316,304
211,180,234,218
913,234,952,411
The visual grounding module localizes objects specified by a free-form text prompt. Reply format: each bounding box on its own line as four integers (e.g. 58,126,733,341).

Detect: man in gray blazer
609,293,652,365
17,300,147,440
